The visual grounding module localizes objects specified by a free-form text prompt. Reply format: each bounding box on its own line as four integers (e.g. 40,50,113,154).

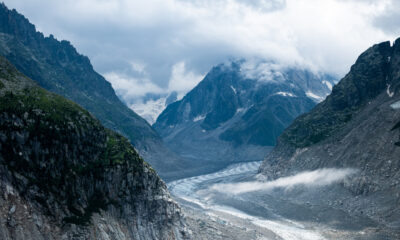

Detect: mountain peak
279,39,397,148
0,5,186,180
259,39,400,235
154,59,336,177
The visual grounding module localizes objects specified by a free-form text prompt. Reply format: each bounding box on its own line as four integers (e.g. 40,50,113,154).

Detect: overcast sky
3,0,400,105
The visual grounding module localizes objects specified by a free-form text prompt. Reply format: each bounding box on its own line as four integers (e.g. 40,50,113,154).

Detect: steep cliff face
154,60,335,177
260,40,400,231
0,4,182,180
0,57,188,240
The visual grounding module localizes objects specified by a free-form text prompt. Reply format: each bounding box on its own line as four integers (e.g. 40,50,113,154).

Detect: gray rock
0,56,189,240
259,38,400,237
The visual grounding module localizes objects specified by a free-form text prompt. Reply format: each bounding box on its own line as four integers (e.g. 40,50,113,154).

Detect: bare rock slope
0,56,188,240
260,39,400,234
154,60,335,178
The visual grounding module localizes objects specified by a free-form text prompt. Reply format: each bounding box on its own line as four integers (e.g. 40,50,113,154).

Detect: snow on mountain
130,97,167,124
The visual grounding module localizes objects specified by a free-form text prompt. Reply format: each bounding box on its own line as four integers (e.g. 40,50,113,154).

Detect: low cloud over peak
4,0,399,120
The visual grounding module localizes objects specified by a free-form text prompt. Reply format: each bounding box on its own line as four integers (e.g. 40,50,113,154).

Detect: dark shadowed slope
0,56,188,239
0,4,183,180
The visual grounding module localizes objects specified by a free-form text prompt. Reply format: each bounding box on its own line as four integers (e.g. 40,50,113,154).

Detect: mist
209,168,357,194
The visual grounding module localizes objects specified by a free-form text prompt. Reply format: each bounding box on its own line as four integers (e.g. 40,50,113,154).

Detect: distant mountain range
154,60,336,176
0,4,184,180
260,39,400,236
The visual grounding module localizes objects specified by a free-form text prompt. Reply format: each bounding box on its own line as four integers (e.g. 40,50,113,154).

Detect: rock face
0,3,182,181
260,40,400,232
0,57,188,240
154,60,335,177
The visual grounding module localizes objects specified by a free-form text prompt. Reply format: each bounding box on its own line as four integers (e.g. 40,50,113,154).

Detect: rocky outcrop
260,39,400,232
154,60,335,178
0,57,188,240
0,3,183,181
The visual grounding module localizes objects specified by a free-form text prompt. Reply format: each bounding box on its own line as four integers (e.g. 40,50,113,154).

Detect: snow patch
230,85,237,94
276,92,296,97
236,107,248,114
322,80,333,91
387,84,394,98
193,115,206,122
130,97,167,124
390,100,400,109
306,91,324,102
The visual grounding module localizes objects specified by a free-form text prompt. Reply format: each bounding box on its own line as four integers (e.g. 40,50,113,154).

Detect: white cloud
210,168,357,194
373,0,400,33
6,0,396,75
168,62,204,95
130,61,146,74
104,61,203,122
103,72,164,103
240,60,286,82
104,60,203,101
2,0,399,117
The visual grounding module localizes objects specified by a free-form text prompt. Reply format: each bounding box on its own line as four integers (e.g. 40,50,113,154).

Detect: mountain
0,56,188,239
0,4,182,180
259,39,400,235
154,60,336,176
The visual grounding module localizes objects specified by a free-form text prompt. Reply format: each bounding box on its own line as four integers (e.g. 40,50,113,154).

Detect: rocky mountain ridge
0,56,188,240
0,3,182,181
260,39,400,234
154,60,335,177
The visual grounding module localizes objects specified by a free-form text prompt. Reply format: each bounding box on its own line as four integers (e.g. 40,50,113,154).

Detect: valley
169,161,395,240
0,1,399,239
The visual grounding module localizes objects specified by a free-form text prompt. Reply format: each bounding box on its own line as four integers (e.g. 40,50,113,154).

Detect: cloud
103,72,164,104
103,61,203,122
168,62,204,97
240,60,286,82
2,0,399,113
104,60,203,102
209,168,357,194
130,61,146,75
373,0,400,34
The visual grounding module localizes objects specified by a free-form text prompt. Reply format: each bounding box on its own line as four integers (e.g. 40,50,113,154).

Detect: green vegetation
0,6,160,150
72,130,142,177
103,130,135,165
0,57,151,226
0,83,95,124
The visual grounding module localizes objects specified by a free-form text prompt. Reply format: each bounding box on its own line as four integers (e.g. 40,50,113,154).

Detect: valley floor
168,162,398,240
